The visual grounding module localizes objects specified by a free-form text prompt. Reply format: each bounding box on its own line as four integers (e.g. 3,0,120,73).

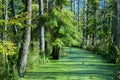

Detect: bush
26,49,41,70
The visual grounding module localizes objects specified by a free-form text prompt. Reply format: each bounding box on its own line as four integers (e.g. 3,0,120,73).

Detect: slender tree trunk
2,0,9,79
77,0,81,47
83,0,88,46
46,0,48,12
92,2,97,46
10,0,21,47
85,0,87,46
71,0,73,12
45,0,49,56
78,0,80,22
18,0,32,77
82,0,86,47
116,0,120,46
74,0,76,19
101,0,105,45
38,0,45,64
7,0,17,75
70,0,73,48
113,0,119,46
10,0,18,34
2,0,7,40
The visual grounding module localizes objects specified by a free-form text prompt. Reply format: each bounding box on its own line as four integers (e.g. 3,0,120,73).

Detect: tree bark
10,0,18,34
78,0,80,22
2,0,9,79
116,0,120,46
74,0,76,19
45,0,48,12
71,0,73,12
113,0,120,46
44,0,50,56
18,0,32,77
38,0,45,64
110,0,120,63
2,0,8,40
92,2,97,46
82,0,88,46
51,46,60,60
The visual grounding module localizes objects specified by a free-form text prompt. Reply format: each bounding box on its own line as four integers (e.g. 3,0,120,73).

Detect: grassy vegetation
19,47,120,80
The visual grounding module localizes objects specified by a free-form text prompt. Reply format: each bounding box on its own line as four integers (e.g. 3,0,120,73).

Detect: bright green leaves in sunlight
0,20,5,25
0,41,16,55
40,8,74,28
9,12,30,27
38,4,81,48
32,4,39,12
52,38,64,48
53,8,74,27
0,4,5,15
0,12,30,27
40,6,80,47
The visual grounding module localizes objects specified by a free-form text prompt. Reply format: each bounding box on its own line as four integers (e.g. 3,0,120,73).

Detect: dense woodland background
0,0,120,79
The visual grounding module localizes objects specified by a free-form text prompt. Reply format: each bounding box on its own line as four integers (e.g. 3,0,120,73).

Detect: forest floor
20,47,120,80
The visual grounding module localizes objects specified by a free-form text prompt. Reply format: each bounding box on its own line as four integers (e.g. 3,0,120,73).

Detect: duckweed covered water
20,47,120,80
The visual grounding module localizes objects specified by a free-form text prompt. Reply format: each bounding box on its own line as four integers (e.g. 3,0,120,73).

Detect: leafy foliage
0,41,16,55
40,7,81,47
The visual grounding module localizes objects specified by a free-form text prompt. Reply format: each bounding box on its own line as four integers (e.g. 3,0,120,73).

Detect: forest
0,0,120,80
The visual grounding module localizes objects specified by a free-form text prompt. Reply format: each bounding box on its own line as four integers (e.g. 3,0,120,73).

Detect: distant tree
113,0,117,46
83,0,88,46
74,0,76,18
92,0,97,46
71,0,73,12
77,0,80,22
113,0,120,46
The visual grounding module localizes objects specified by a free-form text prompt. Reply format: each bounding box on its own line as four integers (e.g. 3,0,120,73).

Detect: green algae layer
19,47,120,80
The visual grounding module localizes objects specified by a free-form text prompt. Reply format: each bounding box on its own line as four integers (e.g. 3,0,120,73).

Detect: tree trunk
113,0,120,46
38,0,45,64
111,0,120,63
18,0,32,77
82,0,88,46
45,0,48,12
78,0,80,22
10,0,18,34
74,0,76,19
51,46,60,60
116,0,120,46
71,0,73,12
44,0,50,57
92,2,97,46
2,0,8,40
78,0,80,31
2,0,9,79
10,0,21,47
